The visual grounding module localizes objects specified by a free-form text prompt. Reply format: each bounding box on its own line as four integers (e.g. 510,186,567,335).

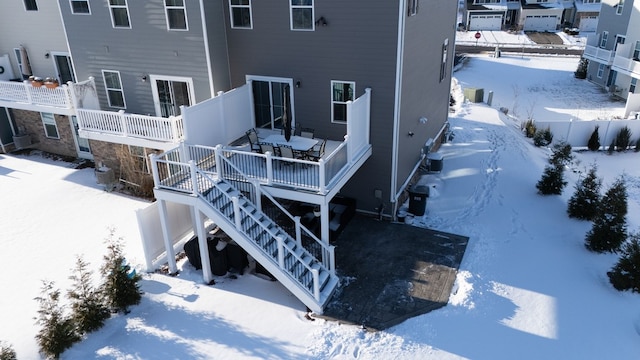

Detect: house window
109,0,131,28
615,35,626,51
128,146,150,173
70,0,90,14
41,113,59,139
24,0,38,11
408,0,419,16
331,81,355,123
290,0,313,31
102,70,126,108
440,39,448,83
630,78,637,94
13,48,26,78
600,31,608,48
597,63,605,78
616,0,624,15
633,41,640,61
165,0,188,30
230,0,252,29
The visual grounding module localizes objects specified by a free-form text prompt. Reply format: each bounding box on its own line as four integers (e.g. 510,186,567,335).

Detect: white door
150,75,195,117
69,116,93,159
469,14,503,31
579,16,598,32
524,15,558,31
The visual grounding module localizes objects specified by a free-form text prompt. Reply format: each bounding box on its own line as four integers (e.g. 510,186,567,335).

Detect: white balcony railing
0,80,73,108
612,55,640,77
583,45,615,65
77,109,184,143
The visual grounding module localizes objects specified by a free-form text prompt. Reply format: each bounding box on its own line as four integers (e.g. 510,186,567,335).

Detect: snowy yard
2,53,640,359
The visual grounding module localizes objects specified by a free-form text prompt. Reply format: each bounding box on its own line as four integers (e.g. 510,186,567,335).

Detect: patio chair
279,144,295,159
306,138,326,161
260,143,279,157
300,127,315,139
246,129,261,152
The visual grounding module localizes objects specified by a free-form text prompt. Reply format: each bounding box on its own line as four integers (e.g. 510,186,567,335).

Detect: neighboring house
462,0,599,31
0,0,96,158
583,0,640,118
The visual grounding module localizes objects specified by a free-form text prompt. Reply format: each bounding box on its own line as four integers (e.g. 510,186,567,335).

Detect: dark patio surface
316,214,469,331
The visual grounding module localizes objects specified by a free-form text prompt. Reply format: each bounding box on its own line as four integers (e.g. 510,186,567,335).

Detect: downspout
390,0,407,217
199,0,215,97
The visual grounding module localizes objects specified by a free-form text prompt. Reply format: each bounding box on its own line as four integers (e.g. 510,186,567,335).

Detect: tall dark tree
587,125,600,151
34,281,80,359
608,233,640,293
615,126,632,152
100,229,142,314
574,57,588,79
68,256,110,335
585,177,628,252
567,164,602,220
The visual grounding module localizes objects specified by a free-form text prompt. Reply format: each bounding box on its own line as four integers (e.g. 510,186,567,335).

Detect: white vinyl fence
535,119,640,148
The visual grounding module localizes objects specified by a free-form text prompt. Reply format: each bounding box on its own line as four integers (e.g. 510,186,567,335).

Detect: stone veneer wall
12,109,77,158
89,139,122,177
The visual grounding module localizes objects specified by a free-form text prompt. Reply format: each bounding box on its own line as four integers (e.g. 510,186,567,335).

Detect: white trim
245,75,295,129
69,116,93,159
165,0,188,31
69,0,91,15
330,80,355,124
41,112,60,139
108,0,132,29
391,0,406,205
597,63,605,79
229,0,253,29
199,0,215,97
149,75,195,117
56,1,79,83
102,70,127,109
289,0,314,31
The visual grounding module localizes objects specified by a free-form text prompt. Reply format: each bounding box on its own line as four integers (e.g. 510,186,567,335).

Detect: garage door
579,16,598,32
469,14,502,31
524,15,558,32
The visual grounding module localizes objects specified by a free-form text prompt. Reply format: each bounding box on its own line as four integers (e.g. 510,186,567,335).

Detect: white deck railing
77,109,184,142
583,45,614,65
612,55,640,77
0,80,73,108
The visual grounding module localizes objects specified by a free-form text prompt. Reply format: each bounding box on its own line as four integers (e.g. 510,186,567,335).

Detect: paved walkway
316,214,469,331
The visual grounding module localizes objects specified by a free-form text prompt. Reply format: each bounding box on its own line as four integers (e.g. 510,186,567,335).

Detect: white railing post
265,152,273,185
276,235,285,269
189,160,198,195
118,110,127,136
214,144,224,178
150,153,160,187
23,81,33,104
329,245,336,275
254,182,262,212
318,158,326,194
312,268,320,300
233,196,242,230
294,216,302,247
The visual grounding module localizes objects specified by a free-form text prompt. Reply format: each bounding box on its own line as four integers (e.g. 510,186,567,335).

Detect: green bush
0,341,16,360
585,177,628,253
533,127,553,147
615,126,632,152
34,281,80,359
574,58,588,79
68,256,111,335
635,138,640,152
100,229,143,314
567,164,601,220
523,119,536,138
536,164,566,195
608,233,640,293
587,126,600,151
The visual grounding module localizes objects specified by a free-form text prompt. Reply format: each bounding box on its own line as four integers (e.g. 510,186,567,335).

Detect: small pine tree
615,126,632,152
607,139,616,154
607,233,640,293
536,164,566,195
550,141,573,167
0,341,17,360
587,125,600,151
68,256,110,335
585,177,628,252
635,138,640,152
100,229,142,314
567,164,602,220
34,281,80,359
522,119,536,138
574,57,588,79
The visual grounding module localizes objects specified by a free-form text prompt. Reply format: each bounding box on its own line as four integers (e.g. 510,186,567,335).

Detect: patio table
262,134,318,152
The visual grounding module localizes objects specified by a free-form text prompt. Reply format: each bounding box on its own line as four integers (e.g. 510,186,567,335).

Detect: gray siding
203,0,232,93
59,0,212,115
223,0,401,212
0,0,68,80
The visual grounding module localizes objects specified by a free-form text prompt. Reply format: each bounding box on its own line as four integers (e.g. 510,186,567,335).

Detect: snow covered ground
2,53,640,359
455,29,590,49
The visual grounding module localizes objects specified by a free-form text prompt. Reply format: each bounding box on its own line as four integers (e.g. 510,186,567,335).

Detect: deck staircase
190,169,339,314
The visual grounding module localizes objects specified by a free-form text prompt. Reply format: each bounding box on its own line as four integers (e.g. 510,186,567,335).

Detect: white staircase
194,172,338,314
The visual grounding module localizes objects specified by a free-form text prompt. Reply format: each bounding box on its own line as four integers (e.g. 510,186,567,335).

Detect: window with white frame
630,78,637,94
633,41,640,60
290,0,313,31
128,145,150,173
440,39,448,83
165,0,187,30
24,0,38,11
583,0,600,3
13,48,26,78
616,0,624,15
70,0,90,14
41,113,59,139
408,0,419,16
331,81,355,123
600,31,608,48
109,0,131,28
615,35,626,51
102,70,126,108
597,63,605,78
230,0,252,29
